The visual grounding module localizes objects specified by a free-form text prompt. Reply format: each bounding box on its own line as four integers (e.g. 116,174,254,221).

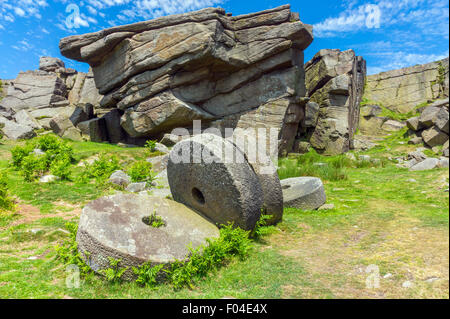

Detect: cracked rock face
0,56,103,142
365,58,449,113
59,5,313,154
298,49,366,155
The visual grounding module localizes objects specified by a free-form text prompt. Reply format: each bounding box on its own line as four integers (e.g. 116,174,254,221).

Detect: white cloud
367,50,449,74
87,5,98,15
12,39,34,51
313,0,449,38
41,27,49,34
14,7,26,17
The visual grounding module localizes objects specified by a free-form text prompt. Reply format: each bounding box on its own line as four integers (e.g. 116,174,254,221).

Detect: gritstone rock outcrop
59,5,313,154
296,49,366,155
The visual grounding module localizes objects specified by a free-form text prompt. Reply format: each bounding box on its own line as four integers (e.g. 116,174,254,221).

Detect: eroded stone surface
77,193,219,280
281,177,326,210
365,58,449,113
302,49,366,155
167,133,263,230
59,5,313,155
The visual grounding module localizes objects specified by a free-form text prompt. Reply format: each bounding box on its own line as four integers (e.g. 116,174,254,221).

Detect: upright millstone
227,128,284,225
167,133,263,230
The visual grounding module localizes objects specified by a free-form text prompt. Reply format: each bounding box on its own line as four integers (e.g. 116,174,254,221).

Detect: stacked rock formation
294,49,366,155
406,98,449,156
0,56,105,140
59,5,313,154
365,57,449,113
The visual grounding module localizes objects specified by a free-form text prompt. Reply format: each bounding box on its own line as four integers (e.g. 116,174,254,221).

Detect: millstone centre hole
142,213,166,228
192,187,205,205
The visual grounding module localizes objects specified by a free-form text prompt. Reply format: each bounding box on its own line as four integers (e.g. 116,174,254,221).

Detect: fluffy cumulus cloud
313,0,449,74
314,0,448,37
0,0,48,23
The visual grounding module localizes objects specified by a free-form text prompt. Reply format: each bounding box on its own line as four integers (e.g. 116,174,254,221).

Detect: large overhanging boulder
59,5,313,154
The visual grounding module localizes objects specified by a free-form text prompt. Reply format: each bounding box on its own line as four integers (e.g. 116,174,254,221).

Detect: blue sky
0,0,448,79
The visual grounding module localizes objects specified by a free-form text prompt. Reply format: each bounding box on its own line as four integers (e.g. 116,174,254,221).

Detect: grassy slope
0,135,448,299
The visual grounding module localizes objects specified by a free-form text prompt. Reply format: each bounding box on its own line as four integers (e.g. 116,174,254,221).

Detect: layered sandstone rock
405,98,449,155
365,58,449,113
59,5,313,154
297,49,366,155
0,56,105,140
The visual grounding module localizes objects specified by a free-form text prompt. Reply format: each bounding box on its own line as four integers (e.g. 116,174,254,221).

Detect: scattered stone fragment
407,150,427,162
359,155,371,161
160,133,188,147
408,136,423,145
318,203,335,210
39,175,59,183
281,177,326,210
406,116,421,131
108,170,131,187
146,154,169,173
154,143,169,154
409,158,440,171
438,157,449,168
382,120,405,131
126,182,147,193
402,281,414,288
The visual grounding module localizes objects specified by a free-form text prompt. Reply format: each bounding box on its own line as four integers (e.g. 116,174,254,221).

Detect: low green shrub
0,172,15,212
100,258,128,283
81,153,121,183
10,134,75,181
54,222,92,276
0,123,5,140
50,156,72,180
126,160,154,183
21,154,48,182
133,224,252,289
145,140,157,153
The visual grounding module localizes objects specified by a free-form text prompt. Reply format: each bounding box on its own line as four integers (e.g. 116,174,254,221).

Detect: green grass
0,137,448,299
278,149,385,181
361,97,425,121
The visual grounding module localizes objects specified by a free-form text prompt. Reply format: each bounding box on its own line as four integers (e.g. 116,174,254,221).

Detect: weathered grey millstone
281,177,326,210
77,193,219,280
227,128,283,225
167,133,263,230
